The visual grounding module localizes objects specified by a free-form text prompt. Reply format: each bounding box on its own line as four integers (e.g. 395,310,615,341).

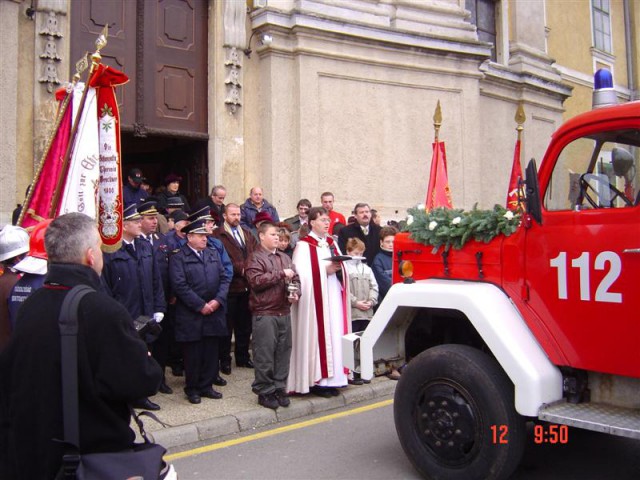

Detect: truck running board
538,401,640,439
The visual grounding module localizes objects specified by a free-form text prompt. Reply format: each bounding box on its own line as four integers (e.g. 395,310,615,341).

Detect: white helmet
0,225,30,262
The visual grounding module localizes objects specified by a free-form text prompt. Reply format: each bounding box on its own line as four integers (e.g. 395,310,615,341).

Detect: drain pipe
623,0,637,100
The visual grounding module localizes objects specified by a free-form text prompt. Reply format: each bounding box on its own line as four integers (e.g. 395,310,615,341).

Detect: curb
150,380,397,449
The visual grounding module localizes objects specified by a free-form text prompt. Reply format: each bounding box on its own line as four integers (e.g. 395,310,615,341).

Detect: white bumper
343,279,563,416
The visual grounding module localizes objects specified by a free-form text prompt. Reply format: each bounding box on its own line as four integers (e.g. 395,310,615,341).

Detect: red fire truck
343,75,640,479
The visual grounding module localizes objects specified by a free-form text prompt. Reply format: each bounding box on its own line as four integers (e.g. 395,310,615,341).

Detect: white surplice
287,232,350,394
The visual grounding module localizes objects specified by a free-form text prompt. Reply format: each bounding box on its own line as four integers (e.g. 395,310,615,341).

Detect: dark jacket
101,238,166,318
0,269,19,352
7,273,46,329
157,190,190,213
156,230,185,299
245,247,298,316
338,222,382,266
283,214,306,231
0,263,162,480
372,250,393,301
123,183,148,208
213,225,259,294
240,198,280,231
169,244,231,341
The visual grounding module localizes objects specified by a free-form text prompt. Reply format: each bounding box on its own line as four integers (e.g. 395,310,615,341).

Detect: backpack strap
59,285,95,449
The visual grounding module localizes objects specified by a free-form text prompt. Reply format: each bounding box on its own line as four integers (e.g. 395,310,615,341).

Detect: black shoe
258,393,279,410
158,382,173,394
131,398,161,411
362,378,371,384
200,388,223,400
274,389,290,407
348,378,364,386
186,393,201,404
236,359,254,368
171,366,184,377
213,376,227,387
329,387,340,396
220,362,232,375
310,386,333,398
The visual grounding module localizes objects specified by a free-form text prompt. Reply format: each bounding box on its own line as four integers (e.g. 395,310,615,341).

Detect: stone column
0,0,21,224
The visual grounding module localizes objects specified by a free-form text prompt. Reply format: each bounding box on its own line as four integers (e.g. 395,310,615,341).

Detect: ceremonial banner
425,140,453,211
58,82,100,218
506,137,525,212
20,89,73,229
91,64,129,252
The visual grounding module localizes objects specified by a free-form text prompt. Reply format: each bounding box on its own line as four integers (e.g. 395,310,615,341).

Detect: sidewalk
142,366,397,450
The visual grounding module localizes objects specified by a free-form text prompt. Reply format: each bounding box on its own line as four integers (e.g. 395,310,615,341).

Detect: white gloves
153,312,165,323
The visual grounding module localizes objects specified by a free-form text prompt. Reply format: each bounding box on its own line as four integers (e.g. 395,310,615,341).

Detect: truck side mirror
525,159,542,225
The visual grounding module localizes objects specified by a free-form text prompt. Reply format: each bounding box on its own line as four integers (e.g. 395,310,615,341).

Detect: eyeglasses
316,217,330,223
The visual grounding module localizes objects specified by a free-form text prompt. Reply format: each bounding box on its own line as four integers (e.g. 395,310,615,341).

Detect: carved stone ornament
38,10,63,93
39,59,61,93
40,35,62,60
224,47,242,114
39,11,63,37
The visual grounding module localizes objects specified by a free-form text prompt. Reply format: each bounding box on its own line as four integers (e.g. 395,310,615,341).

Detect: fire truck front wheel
394,344,525,480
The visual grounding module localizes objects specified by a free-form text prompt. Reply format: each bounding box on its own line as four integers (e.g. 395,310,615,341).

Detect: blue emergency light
592,68,617,109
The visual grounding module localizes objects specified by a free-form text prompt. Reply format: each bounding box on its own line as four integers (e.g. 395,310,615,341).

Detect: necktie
125,242,136,257
147,234,153,246
361,225,369,236
233,228,245,248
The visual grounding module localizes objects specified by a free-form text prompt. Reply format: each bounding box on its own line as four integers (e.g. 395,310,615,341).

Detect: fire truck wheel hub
416,382,477,463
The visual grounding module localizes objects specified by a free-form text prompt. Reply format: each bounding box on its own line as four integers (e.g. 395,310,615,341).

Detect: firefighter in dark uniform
169,218,231,404
101,203,166,410
187,206,234,282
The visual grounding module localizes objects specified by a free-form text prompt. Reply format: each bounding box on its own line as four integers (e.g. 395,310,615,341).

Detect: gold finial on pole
433,100,442,142
515,101,526,141
92,25,109,66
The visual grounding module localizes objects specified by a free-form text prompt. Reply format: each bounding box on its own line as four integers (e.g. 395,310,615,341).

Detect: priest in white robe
287,207,351,396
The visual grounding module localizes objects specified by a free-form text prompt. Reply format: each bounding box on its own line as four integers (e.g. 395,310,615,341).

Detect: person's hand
326,262,341,275
283,268,295,280
200,304,213,315
153,312,164,323
355,301,370,311
288,293,299,304
207,300,221,312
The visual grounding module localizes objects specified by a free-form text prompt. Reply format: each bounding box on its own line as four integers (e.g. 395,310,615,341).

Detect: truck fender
356,279,563,416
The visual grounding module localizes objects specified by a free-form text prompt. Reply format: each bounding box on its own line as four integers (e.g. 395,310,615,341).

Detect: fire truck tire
394,344,525,480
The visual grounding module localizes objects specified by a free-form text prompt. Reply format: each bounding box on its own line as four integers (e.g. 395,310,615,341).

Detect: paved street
168,398,640,480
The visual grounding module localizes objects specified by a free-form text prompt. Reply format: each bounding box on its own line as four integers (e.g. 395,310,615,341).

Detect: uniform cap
137,200,159,216
169,210,189,223
182,219,208,235
123,204,142,221
166,196,185,209
0,225,30,262
187,206,213,223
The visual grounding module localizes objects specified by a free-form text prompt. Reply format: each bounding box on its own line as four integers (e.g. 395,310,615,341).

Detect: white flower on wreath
503,211,514,220
406,215,414,226
428,221,438,231
452,216,461,225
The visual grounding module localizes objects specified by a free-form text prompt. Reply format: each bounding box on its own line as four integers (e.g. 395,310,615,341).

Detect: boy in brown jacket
245,222,299,409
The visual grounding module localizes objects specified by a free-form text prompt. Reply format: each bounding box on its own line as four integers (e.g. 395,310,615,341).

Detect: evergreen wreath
403,204,521,254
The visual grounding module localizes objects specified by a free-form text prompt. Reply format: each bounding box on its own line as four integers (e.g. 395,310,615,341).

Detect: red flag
506,138,524,212
20,88,73,229
425,140,453,211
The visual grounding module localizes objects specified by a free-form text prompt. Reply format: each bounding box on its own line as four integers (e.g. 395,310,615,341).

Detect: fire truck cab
343,79,640,479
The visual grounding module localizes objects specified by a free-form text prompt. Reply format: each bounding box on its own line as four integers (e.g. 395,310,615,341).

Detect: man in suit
193,185,227,228
213,203,259,374
337,202,382,267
